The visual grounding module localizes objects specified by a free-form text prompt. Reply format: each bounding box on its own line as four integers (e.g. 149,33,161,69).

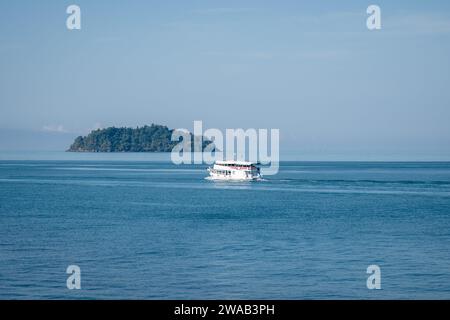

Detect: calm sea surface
1,153,450,299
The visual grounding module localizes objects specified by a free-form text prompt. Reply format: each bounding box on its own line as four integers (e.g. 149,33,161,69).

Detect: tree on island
67,124,213,152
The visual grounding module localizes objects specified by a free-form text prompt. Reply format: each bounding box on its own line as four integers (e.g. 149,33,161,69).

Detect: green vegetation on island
67,124,214,152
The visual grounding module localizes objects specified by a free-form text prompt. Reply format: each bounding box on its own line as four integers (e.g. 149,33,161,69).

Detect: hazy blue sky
1,0,450,159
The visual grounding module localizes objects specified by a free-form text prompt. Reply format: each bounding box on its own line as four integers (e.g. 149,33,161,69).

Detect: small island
67,124,213,152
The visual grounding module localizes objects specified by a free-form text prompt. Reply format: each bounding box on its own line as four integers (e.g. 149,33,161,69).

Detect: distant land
67,124,213,152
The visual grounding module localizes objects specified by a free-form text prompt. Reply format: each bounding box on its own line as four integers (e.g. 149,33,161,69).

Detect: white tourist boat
207,160,262,181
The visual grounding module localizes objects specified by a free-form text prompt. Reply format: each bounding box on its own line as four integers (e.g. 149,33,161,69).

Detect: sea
0,152,449,299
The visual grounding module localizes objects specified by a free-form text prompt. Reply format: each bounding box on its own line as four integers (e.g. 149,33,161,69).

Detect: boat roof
216,160,260,165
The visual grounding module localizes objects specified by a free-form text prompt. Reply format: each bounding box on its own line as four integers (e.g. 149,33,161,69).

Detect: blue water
1,156,450,299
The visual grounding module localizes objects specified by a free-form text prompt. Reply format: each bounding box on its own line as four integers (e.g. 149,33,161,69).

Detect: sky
0,0,450,159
